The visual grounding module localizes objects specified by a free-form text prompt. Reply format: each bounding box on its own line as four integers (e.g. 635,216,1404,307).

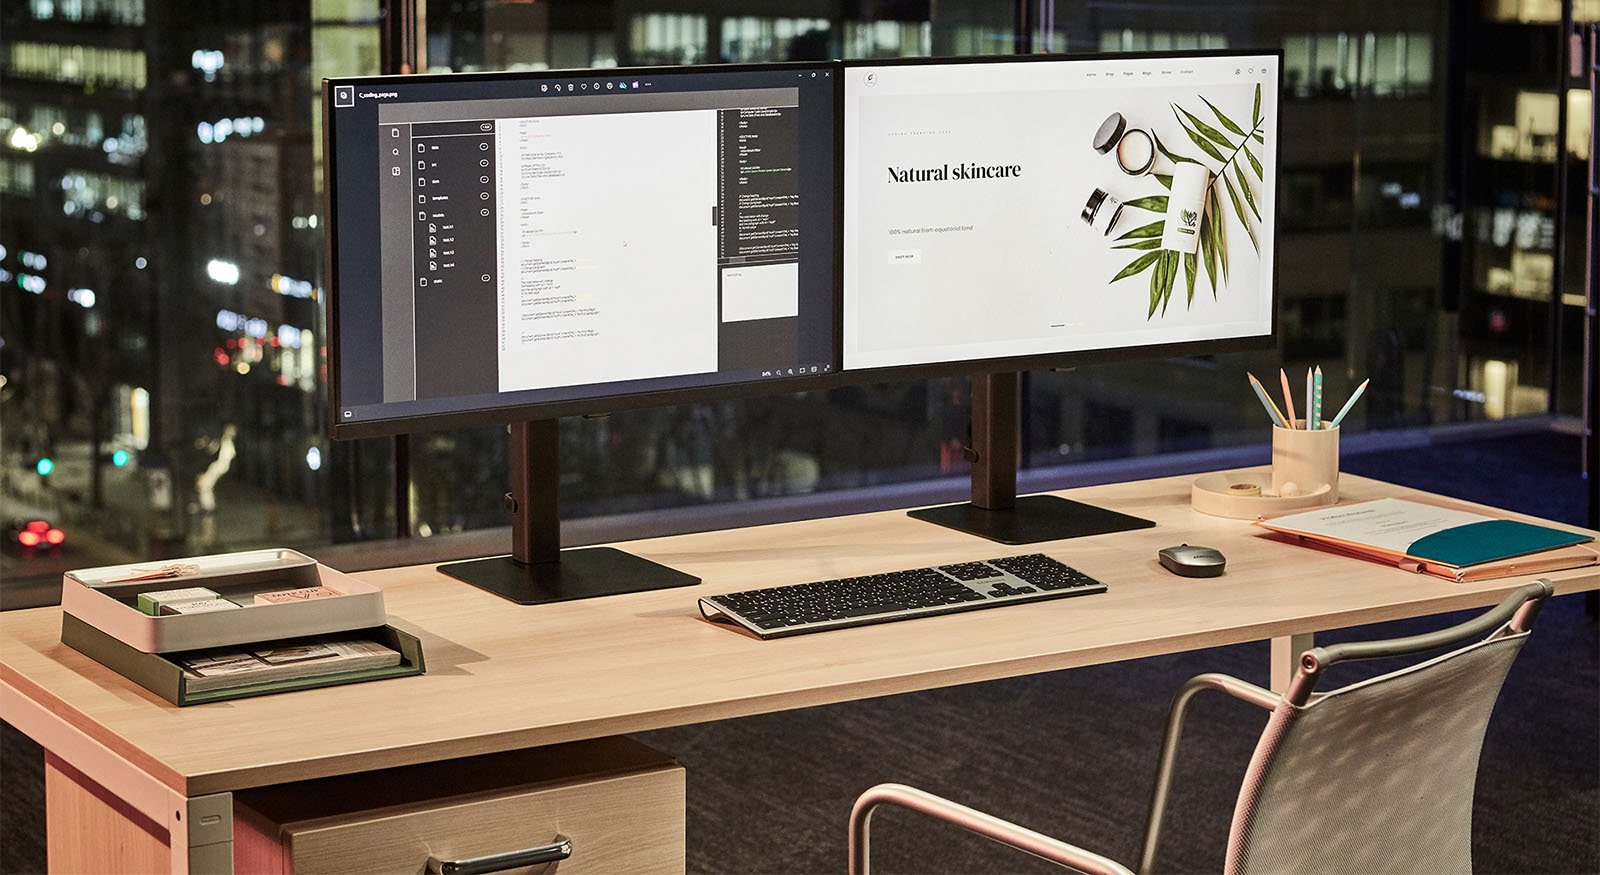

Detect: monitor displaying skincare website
842,54,1280,370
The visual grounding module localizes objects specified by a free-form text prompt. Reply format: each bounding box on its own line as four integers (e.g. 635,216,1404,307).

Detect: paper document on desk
1259,498,1594,576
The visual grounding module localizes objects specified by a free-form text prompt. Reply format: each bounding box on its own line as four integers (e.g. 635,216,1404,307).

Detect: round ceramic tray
1191,469,1336,520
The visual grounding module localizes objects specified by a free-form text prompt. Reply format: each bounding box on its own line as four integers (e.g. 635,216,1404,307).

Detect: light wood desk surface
2,471,1596,798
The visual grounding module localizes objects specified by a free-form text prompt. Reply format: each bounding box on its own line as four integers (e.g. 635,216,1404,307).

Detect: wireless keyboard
697,553,1106,639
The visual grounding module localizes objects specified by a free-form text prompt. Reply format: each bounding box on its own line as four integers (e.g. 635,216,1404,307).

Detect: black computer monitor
322,63,840,602
841,51,1281,542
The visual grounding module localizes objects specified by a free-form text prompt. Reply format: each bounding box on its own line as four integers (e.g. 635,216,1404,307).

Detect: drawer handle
427,835,572,875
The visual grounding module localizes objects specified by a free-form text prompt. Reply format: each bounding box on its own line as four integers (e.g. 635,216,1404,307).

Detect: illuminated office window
719,17,830,63
1483,0,1600,22
56,170,143,220
1281,31,1431,98
0,158,37,196
628,13,709,65
6,42,148,89
1098,30,1229,53
842,20,931,58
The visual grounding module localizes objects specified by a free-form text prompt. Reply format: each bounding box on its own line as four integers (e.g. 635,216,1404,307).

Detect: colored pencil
1248,373,1289,428
1328,378,1370,428
1304,369,1314,430
1311,366,1324,428
1278,369,1297,429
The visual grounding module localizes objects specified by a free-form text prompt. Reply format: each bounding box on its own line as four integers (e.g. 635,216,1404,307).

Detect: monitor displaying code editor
326,65,838,430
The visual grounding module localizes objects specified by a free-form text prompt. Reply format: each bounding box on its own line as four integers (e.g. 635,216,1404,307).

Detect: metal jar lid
1092,112,1126,153
1081,188,1109,224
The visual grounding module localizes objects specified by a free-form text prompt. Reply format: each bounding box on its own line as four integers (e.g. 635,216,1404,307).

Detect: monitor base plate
907,494,1155,545
439,547,700,605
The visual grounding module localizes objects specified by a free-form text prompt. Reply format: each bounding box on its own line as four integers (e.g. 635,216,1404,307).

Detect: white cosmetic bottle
1160,163,1210,253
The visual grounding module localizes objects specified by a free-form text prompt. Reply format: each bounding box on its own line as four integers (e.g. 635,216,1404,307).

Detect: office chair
848,579,1555,875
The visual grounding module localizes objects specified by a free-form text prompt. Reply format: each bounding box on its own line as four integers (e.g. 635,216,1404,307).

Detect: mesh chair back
1224,632,1528,875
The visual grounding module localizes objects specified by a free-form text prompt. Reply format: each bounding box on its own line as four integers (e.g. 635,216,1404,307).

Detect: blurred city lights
8,127,40,152
305,446,322,471
191,49,225,81
197,115,265,144
206,259,240,284
271,273,315,299
35,458,54,476
67,288,96,308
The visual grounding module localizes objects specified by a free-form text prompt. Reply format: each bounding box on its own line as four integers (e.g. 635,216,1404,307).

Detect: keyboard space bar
839,604,906,618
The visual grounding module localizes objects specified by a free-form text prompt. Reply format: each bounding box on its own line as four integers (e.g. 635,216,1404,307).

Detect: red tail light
17,531,41,547
25,520,48,533
44,528,65,545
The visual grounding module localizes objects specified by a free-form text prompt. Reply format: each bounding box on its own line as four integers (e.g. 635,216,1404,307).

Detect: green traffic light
111,449,130,467
35,458,54,476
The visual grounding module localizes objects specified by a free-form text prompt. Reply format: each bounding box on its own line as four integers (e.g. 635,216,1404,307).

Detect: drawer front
284,765,684,875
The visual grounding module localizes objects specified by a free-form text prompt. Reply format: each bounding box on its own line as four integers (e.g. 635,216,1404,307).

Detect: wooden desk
3,472,1596,873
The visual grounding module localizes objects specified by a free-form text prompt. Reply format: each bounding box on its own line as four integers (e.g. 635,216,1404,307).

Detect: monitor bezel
322,49,1281,441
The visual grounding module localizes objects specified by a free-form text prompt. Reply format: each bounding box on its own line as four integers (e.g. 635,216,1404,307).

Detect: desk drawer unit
235,737,684,875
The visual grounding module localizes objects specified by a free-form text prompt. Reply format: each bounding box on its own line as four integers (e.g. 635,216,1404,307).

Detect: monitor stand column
906,372,1155,544
438,419,700,604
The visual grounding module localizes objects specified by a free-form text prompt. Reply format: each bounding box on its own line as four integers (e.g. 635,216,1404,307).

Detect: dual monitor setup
323,50,1282,606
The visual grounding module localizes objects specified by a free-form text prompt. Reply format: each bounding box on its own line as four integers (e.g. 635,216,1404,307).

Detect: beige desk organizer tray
1191,468,1336,520
61,549,386,653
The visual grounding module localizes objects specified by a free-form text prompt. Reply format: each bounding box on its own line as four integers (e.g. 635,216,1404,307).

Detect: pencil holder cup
1271,422,1339,500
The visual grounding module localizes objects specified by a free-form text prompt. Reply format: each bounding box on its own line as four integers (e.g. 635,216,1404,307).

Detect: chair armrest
1138,673,1277,874
849,782,1135,875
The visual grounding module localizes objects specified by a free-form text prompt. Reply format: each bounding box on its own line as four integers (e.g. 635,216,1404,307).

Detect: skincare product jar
1160,163,1211,253
1092,112,1156,176
1081,188,1126,236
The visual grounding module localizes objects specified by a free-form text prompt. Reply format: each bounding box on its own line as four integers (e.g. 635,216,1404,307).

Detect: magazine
173,635,401,693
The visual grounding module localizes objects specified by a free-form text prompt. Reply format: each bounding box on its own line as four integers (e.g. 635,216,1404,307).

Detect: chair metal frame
848,580,1554,875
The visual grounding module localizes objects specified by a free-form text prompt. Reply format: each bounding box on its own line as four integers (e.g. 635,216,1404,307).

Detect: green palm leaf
1253,131,1264,144
1209,187,1229,283
1160,251,1179,315
1117,220,1164,240
1252,83,1261,127
1234,164,1260,221
1244,143,1264,181
1177,106,1235,150
1175,114,1227,163
1153,173,1173,190
1152,133,1197,166
1200,96,1247,137
1216,171,1254,252
1223,172,1259,252
1123,195,1169,212
1115,238,1161,250
1114,249,1162,284
1152,252,1164,318
1183,251,1197,306
1200,217,1218,297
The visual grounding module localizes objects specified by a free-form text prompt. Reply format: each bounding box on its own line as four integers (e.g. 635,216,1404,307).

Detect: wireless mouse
1158,544,1226,578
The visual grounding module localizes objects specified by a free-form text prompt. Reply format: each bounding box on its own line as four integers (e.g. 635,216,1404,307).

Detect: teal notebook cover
1407,520,1591,567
